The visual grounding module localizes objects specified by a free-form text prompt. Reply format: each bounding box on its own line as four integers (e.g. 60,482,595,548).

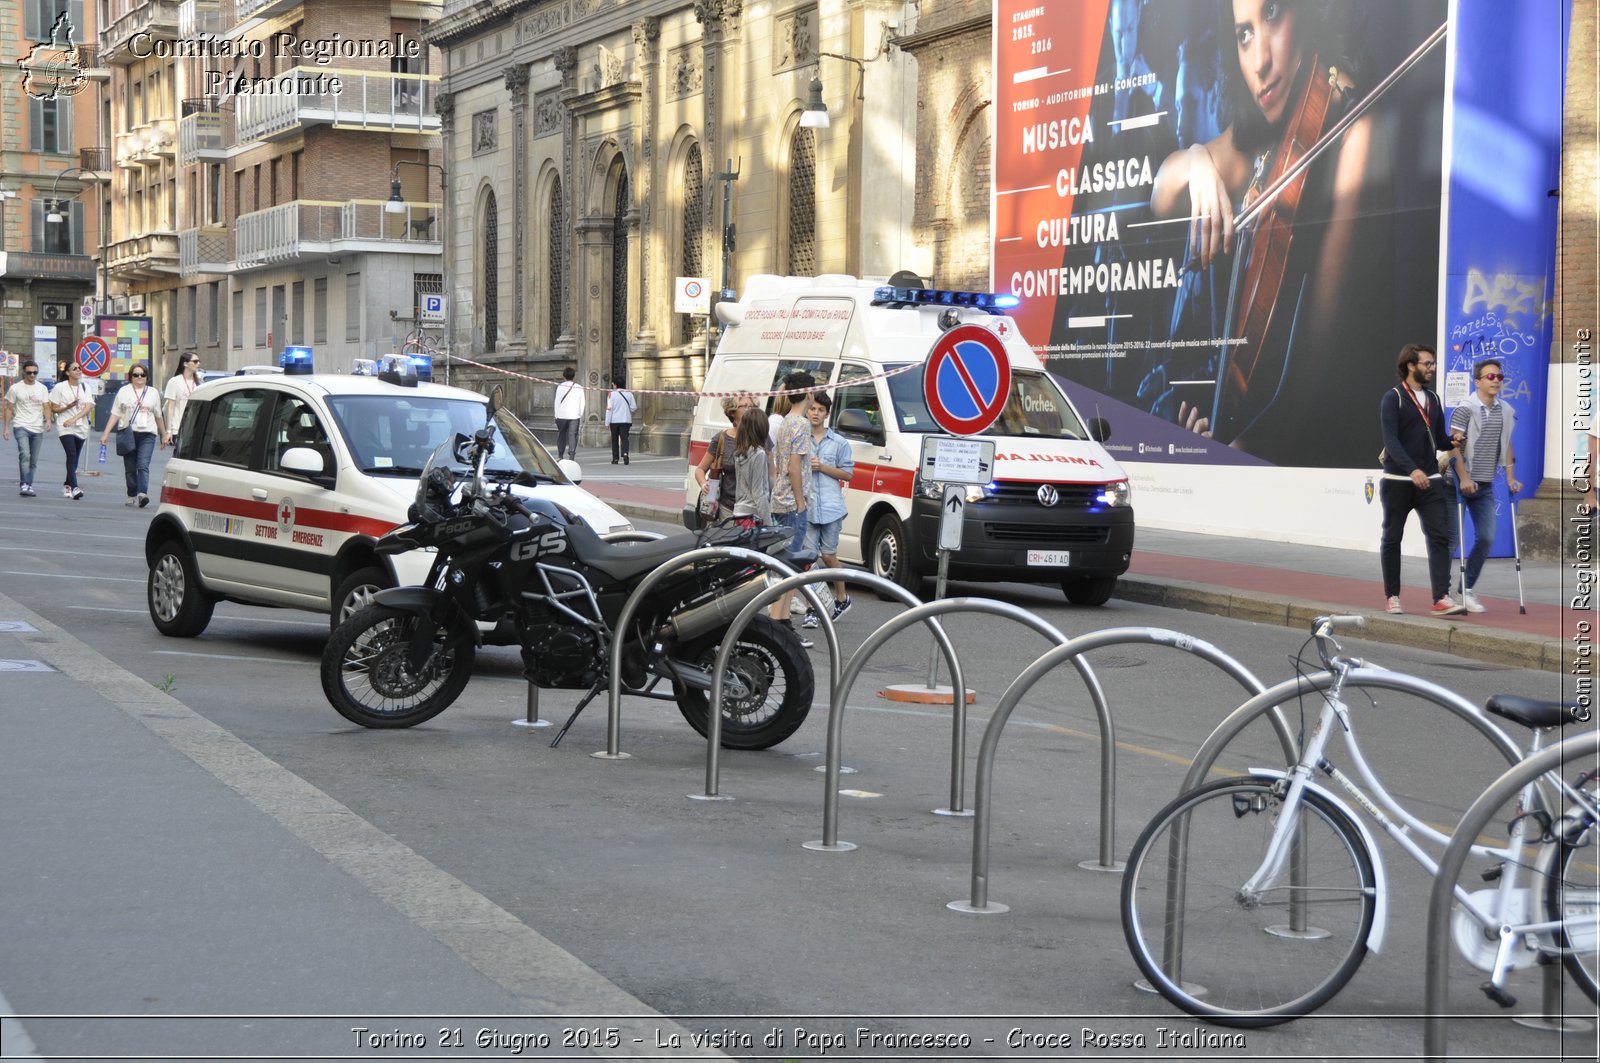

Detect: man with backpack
1378,343,1464,617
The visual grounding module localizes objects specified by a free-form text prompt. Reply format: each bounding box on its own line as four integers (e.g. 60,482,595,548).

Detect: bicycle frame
1240,651,1599,993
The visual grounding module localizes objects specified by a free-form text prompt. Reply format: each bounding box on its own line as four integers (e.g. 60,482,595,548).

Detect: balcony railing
233,0,303,24
234,199,441,266
0,252,96,283
177,0,224,36
178,107,233,165
179,225,230,275
79,147,111,173
106,231,180,277
231,69,441,142
100,0,182,65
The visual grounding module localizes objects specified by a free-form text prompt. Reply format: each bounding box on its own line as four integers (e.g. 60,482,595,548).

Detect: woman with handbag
693,394,751,522
48,363,94,499
99,364,167,508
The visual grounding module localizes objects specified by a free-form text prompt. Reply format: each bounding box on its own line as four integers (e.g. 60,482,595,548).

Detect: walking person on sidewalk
1378,343,1463,617
800,391,854,628
767,372,816,642
604,376,636,465
1446,358,1522,613
164,354,203,446
99,364,167,507
553,367,584,462
3,359,52,496
49,362,94,499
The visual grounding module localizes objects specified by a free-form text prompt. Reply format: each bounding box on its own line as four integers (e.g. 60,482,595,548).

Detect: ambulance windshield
883,367,1090,439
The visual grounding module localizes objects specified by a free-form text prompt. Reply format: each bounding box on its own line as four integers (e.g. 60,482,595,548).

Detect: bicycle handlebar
1311,614,1367,671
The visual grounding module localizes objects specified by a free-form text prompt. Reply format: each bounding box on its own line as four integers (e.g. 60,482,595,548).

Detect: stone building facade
426,0,923,453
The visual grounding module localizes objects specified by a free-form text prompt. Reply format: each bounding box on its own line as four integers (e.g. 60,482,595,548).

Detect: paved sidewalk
571,445,1588,672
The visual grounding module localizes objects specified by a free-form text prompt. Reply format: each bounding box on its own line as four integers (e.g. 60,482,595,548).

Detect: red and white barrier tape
448,353,924,400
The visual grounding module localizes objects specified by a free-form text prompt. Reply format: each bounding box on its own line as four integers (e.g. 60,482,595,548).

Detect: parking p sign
420,293,446,325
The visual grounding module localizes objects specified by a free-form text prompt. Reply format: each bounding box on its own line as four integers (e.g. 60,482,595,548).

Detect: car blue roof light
377,353,420,387
280,345,315,375
870,286,1018,316
407,354,433,382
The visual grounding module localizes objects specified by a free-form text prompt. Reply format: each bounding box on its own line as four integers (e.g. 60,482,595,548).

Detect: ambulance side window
266,396,332,478
765,359,830,416
196,390,269,469
832,363,882,437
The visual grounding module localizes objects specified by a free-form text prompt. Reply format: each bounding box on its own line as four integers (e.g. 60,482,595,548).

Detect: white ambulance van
682,275,1134,604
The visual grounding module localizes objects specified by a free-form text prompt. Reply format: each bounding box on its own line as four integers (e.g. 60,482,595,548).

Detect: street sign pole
926,486,965,689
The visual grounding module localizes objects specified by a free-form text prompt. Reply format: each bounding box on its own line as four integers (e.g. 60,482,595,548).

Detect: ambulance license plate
1026,550,1072,566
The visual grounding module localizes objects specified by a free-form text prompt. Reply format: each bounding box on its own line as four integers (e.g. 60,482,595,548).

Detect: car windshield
883,365,1091,439
323,395,567,483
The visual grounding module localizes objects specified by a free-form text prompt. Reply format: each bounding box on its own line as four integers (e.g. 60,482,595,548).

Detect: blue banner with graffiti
1441,0,1566,555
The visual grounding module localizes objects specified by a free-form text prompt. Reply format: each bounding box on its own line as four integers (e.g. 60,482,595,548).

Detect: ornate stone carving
503,65,529,106
632,16,659,48
775,7,816,72
434,90,455,123
670,46,702,98
472,109,498,155
553,45,579,77
693,0,743,30
534,91,564,138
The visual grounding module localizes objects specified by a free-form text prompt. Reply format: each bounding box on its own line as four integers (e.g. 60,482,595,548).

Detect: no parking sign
76,336,111,378
922,325,1012,436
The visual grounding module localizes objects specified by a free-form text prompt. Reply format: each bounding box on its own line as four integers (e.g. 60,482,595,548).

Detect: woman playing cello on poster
1151,0,1409,466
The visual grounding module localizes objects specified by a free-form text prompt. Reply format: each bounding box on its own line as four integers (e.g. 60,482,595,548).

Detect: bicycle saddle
1485,694,1590,729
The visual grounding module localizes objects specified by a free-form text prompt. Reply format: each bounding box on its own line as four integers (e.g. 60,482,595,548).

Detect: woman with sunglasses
48,363,95,500
164,354,203,446
99,363,167,507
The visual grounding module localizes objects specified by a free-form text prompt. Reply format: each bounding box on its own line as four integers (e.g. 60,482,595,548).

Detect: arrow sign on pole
939,485,965,551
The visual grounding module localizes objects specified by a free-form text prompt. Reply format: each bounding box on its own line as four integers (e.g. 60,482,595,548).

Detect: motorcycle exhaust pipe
656,575,773,643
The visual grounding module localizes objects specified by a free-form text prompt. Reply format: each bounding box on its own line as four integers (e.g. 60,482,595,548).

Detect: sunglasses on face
130,373,146,378
23,370,37,375
1480,372,1504,381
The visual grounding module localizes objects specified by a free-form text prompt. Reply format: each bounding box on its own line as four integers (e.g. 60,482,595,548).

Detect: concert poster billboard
993,0,1566,545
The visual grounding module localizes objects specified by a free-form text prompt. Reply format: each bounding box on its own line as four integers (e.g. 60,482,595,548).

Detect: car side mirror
835,408,884,445
558,458,582,484
1088,416,1111,443
281,446,333,487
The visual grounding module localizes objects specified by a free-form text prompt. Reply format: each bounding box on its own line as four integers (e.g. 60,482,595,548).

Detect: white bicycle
1120,615,1598,1027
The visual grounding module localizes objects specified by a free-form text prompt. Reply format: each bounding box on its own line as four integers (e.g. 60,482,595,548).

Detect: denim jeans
59,435,84,490
1450,485,1499,589
123,431,157,497
14,427,42,486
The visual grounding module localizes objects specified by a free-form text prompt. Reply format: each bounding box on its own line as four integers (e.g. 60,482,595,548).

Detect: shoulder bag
697,435,724,518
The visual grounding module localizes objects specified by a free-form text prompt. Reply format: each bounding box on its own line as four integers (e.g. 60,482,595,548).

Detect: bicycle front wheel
1545,812,1600,1002
1121,777,1378,1027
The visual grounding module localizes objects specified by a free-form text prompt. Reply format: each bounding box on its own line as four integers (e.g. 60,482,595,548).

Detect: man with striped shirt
1448,358,1522,613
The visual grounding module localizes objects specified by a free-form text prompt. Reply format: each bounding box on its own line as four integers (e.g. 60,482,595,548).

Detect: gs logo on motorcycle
510,529,569,561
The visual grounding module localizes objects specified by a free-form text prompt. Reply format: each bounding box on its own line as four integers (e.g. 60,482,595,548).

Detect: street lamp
386,159,449,383
42,167,104,316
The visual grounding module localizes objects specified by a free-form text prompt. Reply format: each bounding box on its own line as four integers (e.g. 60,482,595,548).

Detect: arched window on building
786,128,817,277
547,176,564,349
679,143,705,346
481,191,499,350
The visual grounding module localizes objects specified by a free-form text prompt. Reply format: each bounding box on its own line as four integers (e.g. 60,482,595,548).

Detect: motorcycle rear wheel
322,604,475,728
673,615,814,749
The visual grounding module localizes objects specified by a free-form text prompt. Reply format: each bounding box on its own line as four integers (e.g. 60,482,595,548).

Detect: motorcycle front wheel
673,615,814,749
321,604,475,728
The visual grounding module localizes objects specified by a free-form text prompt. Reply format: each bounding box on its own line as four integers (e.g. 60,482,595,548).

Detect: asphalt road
1,445,1595,1061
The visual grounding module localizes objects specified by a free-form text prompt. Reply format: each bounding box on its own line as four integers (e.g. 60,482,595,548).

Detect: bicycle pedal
1480,864,1503,882
1479,981,1517,1008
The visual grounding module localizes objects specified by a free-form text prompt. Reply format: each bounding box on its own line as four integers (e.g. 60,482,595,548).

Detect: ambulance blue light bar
377,353,420,387
870,286,1020,315
280,346,315,375
407,354,433,382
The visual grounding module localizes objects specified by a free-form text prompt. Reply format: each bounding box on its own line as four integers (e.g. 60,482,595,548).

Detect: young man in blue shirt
801,391,855,626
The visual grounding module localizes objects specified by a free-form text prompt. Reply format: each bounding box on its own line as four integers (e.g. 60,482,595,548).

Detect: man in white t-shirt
553,366,584,462
3,360,53,496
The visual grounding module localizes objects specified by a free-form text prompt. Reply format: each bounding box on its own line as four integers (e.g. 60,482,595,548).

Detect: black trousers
1380,477,1453,600
609,423,631,462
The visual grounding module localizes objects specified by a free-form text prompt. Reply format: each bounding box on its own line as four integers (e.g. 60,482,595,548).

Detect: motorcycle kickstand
549,681,605,748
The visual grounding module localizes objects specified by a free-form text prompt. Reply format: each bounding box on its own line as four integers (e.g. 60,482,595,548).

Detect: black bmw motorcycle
319,398,814,749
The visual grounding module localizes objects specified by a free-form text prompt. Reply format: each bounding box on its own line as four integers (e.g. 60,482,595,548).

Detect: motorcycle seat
564,521,699,582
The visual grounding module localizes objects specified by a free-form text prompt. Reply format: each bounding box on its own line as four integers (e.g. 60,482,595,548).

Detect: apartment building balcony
79,147,113,181
179,225,231,276
116,121,177,167
233,0,301,23
77,44,112,83
231,69,440,143
178,101,233,165
107,231,180,279
101,0,182,66
234,199,441,269
0,252,96,283
178,0,225,36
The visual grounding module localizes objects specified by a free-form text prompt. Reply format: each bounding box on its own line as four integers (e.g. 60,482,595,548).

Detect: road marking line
6,572,143,583
0,587,729,1050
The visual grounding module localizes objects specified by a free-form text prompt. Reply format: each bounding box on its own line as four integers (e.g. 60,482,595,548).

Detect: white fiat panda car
145,366,632,637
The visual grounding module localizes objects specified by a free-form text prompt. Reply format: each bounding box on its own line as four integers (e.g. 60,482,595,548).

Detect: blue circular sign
922,325,1012,436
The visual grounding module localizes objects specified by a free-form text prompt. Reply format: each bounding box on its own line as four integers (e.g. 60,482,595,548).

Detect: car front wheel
148,541,215,638
333,566,391,630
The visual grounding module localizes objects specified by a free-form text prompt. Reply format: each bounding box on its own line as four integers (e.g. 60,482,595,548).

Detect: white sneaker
1462,589,1486,614
1385,595,1403,614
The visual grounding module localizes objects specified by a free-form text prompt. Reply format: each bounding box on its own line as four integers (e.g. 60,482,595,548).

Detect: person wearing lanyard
2,359,52,496
1377,343,1463,617
49,363,94,499
99,364,168,508
164,354,203,445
